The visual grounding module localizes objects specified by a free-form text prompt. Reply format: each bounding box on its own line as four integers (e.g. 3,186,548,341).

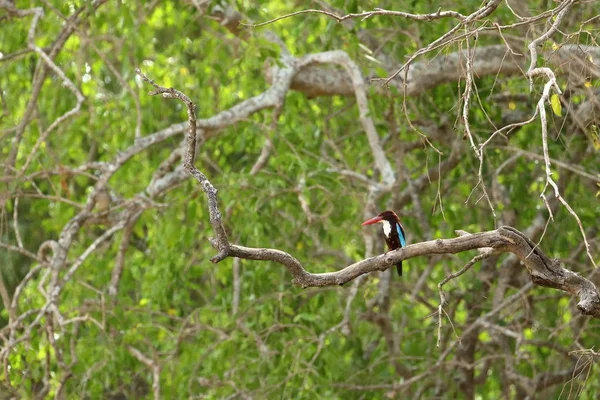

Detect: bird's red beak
361,216,383,226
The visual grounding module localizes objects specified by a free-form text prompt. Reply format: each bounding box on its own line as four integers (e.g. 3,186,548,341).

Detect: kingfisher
361,210,407,276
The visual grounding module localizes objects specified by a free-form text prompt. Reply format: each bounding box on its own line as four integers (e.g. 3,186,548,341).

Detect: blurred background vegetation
1,0,599,398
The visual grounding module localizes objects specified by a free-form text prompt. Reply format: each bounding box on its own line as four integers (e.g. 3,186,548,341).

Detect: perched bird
361,210,407,276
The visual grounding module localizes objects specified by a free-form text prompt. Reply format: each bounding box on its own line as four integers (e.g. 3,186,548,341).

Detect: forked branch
137,72,600,319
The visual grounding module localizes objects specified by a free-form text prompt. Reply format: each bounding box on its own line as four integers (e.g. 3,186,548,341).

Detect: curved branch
215,227,600,318
136,69,232,262
297,51,395,185
136,70,600,320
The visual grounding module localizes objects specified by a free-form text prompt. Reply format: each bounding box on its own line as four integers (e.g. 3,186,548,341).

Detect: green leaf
550,94,562,117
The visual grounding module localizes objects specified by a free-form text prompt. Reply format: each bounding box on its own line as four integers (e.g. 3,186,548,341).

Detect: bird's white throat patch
381,220,392,238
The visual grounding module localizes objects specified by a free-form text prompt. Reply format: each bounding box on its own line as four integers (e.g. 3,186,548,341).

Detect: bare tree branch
136,74,600,320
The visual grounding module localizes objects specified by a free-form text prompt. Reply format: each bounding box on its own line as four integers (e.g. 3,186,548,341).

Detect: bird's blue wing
397,223,406,247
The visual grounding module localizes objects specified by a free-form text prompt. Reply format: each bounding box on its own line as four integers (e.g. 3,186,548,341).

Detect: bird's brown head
361,210,400,226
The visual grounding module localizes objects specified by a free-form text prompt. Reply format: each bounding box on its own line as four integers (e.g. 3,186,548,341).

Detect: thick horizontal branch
271,45,600,98
215,227,600,318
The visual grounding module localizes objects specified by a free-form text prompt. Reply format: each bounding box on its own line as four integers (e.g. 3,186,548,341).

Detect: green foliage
1,0,599,399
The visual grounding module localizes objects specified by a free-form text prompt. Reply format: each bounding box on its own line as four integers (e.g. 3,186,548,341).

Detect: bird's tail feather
396,261,402,277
